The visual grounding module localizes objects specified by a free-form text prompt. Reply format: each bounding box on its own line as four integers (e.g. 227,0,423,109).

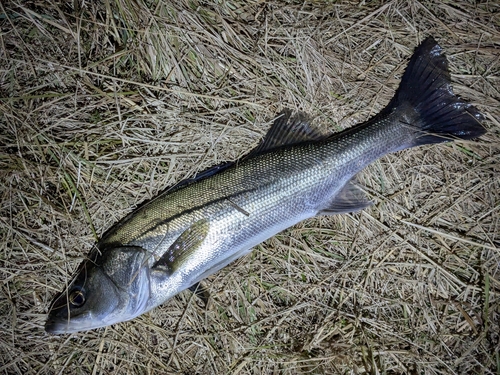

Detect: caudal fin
387,37,485,146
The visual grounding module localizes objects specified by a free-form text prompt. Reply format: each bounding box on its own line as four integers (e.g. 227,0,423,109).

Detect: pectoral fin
319,179,372,215
153,219,210,274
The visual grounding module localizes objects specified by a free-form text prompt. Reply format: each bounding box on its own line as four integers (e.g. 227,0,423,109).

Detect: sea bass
45,37,485,334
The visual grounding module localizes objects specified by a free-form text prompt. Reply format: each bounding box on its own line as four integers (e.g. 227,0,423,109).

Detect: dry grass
1,0,499,374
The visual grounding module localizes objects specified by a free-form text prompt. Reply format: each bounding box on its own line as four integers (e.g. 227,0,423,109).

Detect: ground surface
1,1,499,374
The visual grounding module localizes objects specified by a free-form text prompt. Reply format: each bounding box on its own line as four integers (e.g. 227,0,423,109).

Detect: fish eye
69,289,86,307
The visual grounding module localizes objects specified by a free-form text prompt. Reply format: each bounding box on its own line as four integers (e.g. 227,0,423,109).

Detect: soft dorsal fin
252,109,328,154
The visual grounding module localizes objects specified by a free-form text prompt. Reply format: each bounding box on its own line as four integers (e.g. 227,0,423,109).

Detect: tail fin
387,37,485,146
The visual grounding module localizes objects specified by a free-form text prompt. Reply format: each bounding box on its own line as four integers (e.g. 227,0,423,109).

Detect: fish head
45,246,151,334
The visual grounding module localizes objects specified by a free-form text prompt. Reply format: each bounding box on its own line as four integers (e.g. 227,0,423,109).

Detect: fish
45,37,485,334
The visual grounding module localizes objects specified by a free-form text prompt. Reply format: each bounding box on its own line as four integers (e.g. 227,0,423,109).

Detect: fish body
45,37,485,334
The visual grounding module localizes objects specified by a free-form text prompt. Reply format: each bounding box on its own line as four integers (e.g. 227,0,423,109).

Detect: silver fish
45,37,485,334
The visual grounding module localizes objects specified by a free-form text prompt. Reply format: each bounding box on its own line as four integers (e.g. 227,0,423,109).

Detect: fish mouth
45,318,72,335
45,315,95,335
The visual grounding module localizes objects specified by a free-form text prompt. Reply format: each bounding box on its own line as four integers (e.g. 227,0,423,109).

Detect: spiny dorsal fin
136,110,325,202
159,161,235,196
318,178,372,215
252,109,328,154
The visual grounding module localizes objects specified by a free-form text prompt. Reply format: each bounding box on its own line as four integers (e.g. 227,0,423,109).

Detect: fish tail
386,37,485,147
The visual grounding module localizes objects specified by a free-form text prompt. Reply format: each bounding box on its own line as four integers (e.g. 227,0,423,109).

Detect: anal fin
319,179,372,215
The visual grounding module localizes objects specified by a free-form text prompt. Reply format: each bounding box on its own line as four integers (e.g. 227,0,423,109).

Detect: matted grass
1,1,499,374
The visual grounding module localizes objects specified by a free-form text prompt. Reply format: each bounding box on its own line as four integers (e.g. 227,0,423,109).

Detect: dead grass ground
1,1,499,374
